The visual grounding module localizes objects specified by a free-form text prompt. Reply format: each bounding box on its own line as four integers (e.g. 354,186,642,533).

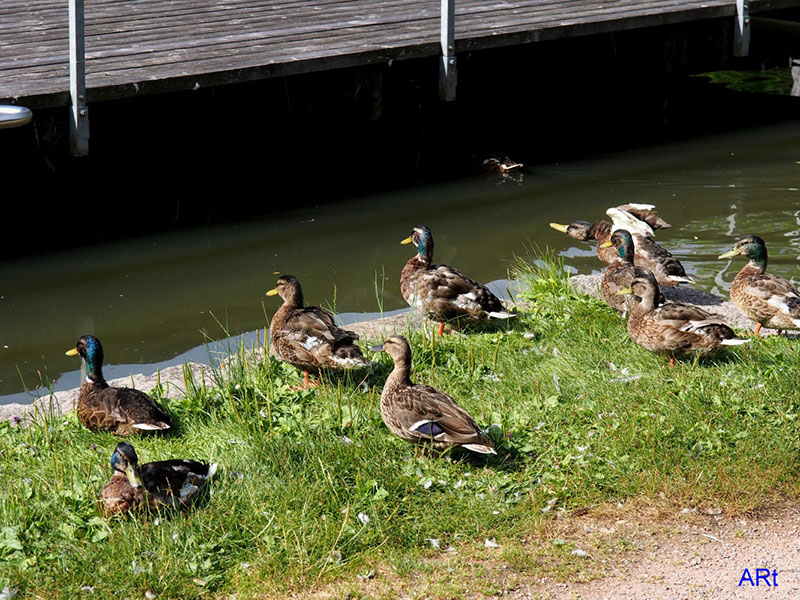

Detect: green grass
2,255,800,598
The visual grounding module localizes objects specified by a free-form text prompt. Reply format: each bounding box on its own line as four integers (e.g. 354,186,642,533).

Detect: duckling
267,274,370,387
718,234,800,335
400,225,514,335
599,229,663,313
66,335,171,435
606,207,694,286
371,335,496,454
98,441,216,517
617,276,749,365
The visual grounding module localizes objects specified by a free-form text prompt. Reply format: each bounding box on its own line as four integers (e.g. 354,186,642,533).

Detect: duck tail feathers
462,443,498,454
488,311,516,319
721,338,752,346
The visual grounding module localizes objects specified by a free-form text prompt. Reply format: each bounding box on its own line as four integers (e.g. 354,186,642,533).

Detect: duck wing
635,236,694,285
391,384,496,453
615,203,671,230
278,306,368,369
413,264,510,320
141,459,217,509
79,383,171,434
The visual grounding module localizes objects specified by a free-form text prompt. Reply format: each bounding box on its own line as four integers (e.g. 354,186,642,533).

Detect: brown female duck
618,276,749,365
66,335,172,435
400,225,514,335
267,274,370,386
372,335,496,454
99,441,216,517
718,235,800,335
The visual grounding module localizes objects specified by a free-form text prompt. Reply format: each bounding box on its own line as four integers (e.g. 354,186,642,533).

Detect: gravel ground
522,503,800,600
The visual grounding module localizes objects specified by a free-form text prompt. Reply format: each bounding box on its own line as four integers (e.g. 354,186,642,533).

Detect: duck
400,225,515,335
598,229,663,313
371,335,496,454
481,155,523,175
266,274,370,387
66,335,172,435
718,234,800,335
98,441,216,517
549,219,617,264
606,207,694,286
617,275,749,365
549,204,668,265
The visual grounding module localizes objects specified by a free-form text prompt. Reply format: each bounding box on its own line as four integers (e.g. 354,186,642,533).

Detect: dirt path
519,502,800,600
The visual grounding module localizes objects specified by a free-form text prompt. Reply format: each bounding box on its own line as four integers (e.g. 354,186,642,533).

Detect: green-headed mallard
266,274,370,387
605,207,694,286
66,335,171,435
617,275,749,365
718,234,800,335
599,229,663,313
371,335,496,454
98,441,216,517
400,225,514,335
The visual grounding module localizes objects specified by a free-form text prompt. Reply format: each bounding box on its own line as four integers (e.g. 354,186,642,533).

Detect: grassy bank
1,257,799,599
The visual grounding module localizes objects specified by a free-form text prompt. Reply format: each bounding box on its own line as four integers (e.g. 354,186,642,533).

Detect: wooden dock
1,0,797,109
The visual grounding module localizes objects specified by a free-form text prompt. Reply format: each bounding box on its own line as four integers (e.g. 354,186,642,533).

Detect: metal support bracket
734,0,750,57
69,0,90,156
439,0,457,101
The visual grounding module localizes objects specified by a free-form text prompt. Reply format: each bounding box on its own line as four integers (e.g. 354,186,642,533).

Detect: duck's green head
401,226,433,262
718,235,768,269
600,229,635,261
66,334,104,382
110,441,143,488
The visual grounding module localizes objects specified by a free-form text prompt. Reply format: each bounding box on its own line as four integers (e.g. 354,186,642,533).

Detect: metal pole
439,0,457,101
69,0,89,156
734,0,750,57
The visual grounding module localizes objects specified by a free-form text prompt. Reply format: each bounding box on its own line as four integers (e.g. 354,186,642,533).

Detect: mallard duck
98,441,216,517
549,219,617,264
481,155,523,174
718,234,800,335
66,335,171,435
371,335,496,454
266,274,370,387
617,275,749,365
400,225,514,335
606,207,694,286
598,229,663,313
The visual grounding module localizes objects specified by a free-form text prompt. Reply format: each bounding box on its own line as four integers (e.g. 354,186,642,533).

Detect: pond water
2,117,800,404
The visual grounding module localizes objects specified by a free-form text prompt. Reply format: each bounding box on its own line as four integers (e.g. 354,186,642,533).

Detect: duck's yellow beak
124,463,144,489
599,240,613,248
266,288,279,297
718,248,738,260
616,286,633,296
400,236,413,245
65,348,79,356
549,223,569,233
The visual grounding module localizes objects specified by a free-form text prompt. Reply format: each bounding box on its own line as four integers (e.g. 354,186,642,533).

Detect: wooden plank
1,0,798,107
